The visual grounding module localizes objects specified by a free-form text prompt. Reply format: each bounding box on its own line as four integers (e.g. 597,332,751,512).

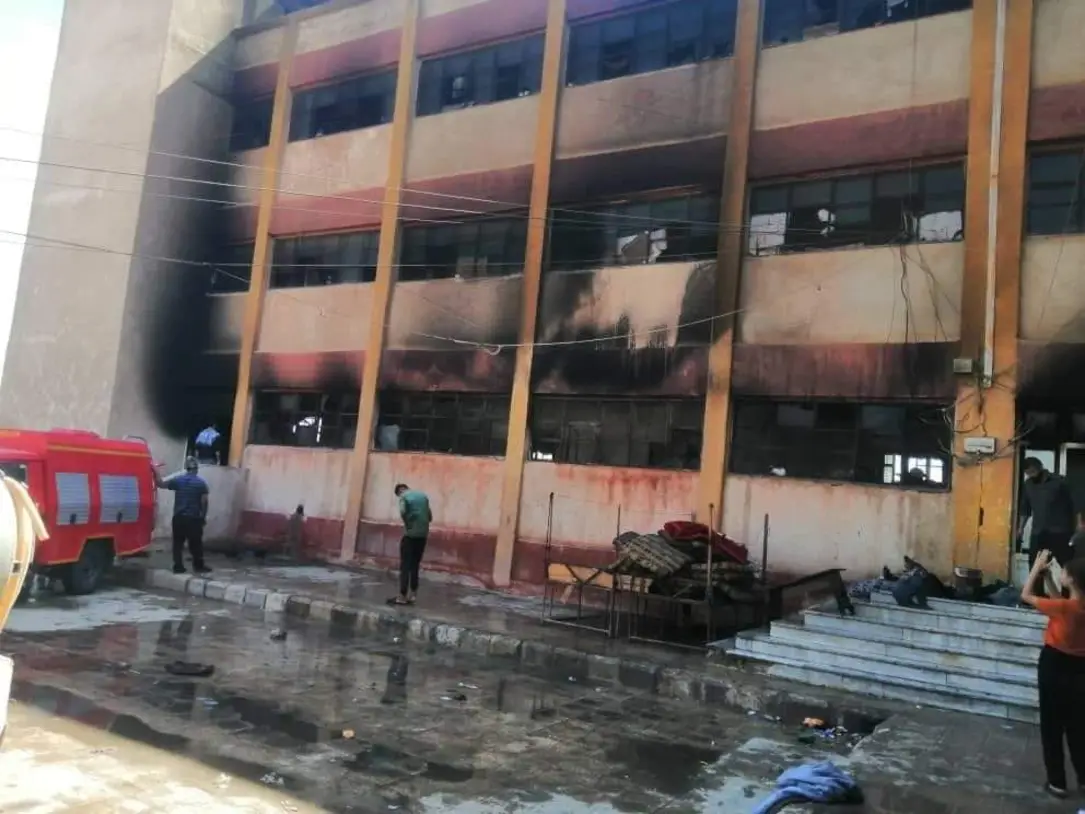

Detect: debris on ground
440,691,467,702
269,628,287,641
342,729,355,739
164,661,214,678
260,772,285,787
457,682,479,690
802,717,825,729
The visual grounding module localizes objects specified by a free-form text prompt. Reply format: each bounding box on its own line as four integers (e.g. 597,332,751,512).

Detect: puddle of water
341,742,474,783
605,736,723,797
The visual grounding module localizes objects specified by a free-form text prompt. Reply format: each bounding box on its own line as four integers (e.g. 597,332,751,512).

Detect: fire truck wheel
61,540,114,596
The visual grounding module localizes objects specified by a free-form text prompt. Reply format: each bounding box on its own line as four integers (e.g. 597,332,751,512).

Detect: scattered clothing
752,762,862,814
989,585,1022,607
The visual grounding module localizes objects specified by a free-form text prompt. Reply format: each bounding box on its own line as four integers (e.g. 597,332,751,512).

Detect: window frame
728,398,953,490
565,0,737,88
375,391,511,457
762,0,973,47
416,35,545,117
528,396,705,471
270,230,381,288
546,192,720,272
399,215,528,281
289,69,397,142
249,390,360,449
747,162,966,257
1025,147,1085,236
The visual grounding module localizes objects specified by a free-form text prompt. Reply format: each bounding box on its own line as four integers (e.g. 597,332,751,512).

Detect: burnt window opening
1026,150,1085,236
399,216,528,281
762,0,971,47
416,36,545,117
209,243,254,293
547,193,719,271
566,0,737,87
229,97,274,151
270,231,379,288
747,164,964,256
729,399,952,489
528,397,705,471
375,392,510,457
289,71,396,141
250,390,360,449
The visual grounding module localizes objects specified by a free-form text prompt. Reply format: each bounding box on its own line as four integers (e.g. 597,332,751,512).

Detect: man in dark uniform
1020,456,1077,568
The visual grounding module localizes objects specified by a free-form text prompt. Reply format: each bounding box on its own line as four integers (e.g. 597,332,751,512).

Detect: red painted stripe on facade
251,350,366,389
730,342,958,401
270,187,386,236
551,136,726,203
357,520,498,585
416,0,547,58
748,100,968,181
237,510,344,560
566,0,653,21
291,27,402,89
1029,82,1085,143
531,346,710,396
379,348,517,393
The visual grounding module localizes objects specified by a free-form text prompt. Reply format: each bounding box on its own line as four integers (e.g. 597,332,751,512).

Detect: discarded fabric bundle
752,761,863,814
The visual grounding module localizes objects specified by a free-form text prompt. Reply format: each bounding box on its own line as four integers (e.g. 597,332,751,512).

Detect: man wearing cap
153,457,211,575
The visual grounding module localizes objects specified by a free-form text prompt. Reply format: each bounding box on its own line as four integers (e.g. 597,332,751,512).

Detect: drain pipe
982,0,1008,386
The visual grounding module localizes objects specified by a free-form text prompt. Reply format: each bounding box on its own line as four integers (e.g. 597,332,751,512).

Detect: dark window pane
229,97,274,151
417,36,544,116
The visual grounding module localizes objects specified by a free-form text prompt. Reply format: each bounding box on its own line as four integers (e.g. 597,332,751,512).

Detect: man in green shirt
390,483,432,606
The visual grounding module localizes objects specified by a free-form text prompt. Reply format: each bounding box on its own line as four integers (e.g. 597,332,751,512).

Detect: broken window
547,193,718,271
399,215,527,281
289,70,396,141
250,391,360,449
565,0,737,87
729,399,951,489
1026,150,1085,235
270,231,379,288
416,36,544,117
229,97,273,151
747,163,964,256
209,243,254,293
528,397,705,470
763,0,971,46
376,392,510,457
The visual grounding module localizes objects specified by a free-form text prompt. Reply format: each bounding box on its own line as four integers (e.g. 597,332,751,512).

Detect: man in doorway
194,423,221,464
153,457,211,575
389,483,431,606
1020,456,1077,569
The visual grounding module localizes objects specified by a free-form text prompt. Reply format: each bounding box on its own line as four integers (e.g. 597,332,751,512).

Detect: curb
117,565,896,727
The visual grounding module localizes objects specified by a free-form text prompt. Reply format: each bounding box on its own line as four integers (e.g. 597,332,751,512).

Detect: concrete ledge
118,565,904,723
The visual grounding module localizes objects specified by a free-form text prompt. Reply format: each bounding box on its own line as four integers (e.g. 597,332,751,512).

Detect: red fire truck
0,429,156,595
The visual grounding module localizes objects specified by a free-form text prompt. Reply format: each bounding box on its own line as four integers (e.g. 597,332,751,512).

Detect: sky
0,0,64,385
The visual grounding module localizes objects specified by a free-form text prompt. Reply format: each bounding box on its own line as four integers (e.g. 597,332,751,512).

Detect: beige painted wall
723,475,952,579
0,0,175,435
386,276,523,349
363,451,504,533
241,445,351,518
257,284,375,353
405,96,539,182
556,59,733,159
278,125,392,199
738,243,964,344
208,293,246,352
231,147,266,209
518,462,697,546
1020,235,1085,342
539,261,712,348
236,26,283,70
295,0,406,55
420,0,490,17
1033,0,1085,88
755,10,972,131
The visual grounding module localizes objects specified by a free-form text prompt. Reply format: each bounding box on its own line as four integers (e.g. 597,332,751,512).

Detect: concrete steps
722,594,1045,723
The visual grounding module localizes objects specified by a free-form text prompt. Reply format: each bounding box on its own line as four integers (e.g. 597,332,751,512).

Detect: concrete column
228,22,299,466
951,0,1033,577
695,0,762,529
492,0,568,588
339,0,420,561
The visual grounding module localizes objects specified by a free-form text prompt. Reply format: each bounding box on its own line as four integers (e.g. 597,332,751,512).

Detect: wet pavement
0,583,1075,813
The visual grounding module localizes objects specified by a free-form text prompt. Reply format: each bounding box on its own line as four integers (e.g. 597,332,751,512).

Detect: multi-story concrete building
3,0,1083,587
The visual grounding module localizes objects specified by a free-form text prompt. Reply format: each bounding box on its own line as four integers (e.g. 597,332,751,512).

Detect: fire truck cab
0,429,156,595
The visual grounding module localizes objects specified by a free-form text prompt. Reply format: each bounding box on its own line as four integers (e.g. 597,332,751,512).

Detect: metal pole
761,512,769,586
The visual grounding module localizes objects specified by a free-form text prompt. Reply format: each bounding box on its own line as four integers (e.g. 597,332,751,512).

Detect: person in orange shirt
1023,549,1085,798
